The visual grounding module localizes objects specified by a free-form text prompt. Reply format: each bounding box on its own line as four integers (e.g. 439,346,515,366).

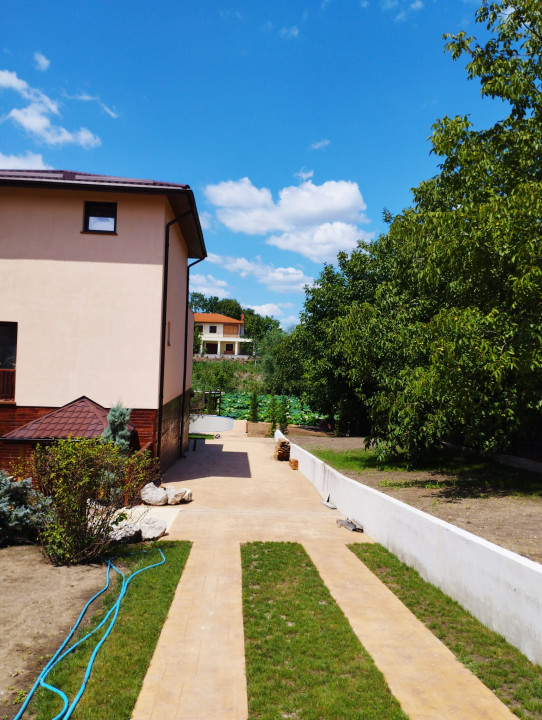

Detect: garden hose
15,548,166,720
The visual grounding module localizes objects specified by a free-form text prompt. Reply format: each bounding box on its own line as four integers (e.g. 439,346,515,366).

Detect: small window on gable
83,202,117,233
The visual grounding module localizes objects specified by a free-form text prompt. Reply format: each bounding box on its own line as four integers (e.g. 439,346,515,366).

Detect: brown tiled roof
1,396,133,441
0,169,190,190
194,313,244,324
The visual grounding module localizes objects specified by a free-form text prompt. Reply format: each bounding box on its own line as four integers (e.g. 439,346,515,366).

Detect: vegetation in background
0,471,50,546
278,395,290,433
267,395,278,434
28,439,160,565
249,390,259,423
101,402,132,454
350,543,542,719
276,0,542,458
218,392,320,426
242,542,408,719
28,542,191,720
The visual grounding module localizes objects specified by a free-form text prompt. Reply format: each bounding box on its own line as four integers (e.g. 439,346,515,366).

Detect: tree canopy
290,0,542,457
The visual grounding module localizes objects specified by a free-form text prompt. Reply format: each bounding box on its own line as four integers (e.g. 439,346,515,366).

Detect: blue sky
1,0,505,327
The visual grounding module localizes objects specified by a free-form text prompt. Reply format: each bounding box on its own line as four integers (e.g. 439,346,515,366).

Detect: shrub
267,395,278,434
278,396,290,434
0,471,50,546
249,390,260,423
30,439,160,565
101,402,132,453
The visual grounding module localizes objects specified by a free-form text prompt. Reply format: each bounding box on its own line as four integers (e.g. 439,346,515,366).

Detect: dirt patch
0,545,107,717
290,433,542,564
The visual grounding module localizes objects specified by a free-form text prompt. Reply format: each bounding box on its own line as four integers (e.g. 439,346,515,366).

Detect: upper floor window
209,325,217,334
83,202,117,233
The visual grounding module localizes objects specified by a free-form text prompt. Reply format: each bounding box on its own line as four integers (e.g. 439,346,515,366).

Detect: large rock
139,517,167,541
110,520,142,543
163,485,193,505
141,482,168,506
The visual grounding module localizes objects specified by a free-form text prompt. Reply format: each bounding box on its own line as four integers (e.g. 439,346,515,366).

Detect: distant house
0,169,206,471
194,313,252,357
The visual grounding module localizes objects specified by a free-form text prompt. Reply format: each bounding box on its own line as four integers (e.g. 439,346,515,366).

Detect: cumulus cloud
204,176,370,263
0,69,101,148
206,253,313,294
190,273,230,298
205,177,367,234
33,52,50,71
247,302,294,318
0,150,50,169
310,138,330,150
268,222,372,264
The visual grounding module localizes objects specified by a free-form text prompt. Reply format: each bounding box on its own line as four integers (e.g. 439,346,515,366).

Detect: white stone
164,485,193,504
141,482,168,506
139,517,167,541
109,520,141,543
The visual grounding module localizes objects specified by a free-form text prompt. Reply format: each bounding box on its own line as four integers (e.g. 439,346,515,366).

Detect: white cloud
190,273,230,298
205,177,367,235
205,176,370,264
279,26,299,39
68,92,118,119
0,69,101,148
294,167,314,182
207,253,313,294
247,302,294,318
310,138,330,150
0,150,50,169
410,0,423,9
199,211,213,230
33,52,50,71
267,222,372,264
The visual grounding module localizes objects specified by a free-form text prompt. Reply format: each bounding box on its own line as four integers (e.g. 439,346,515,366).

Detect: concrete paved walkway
132,422,515,720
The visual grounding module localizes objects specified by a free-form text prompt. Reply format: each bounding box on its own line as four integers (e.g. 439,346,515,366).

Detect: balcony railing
0,368,15,402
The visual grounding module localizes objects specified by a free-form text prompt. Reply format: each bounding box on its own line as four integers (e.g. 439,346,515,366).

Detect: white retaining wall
278,432,542,665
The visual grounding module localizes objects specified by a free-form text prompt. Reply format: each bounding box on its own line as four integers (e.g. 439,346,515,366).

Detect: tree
336,0,542,457
102,402,132,454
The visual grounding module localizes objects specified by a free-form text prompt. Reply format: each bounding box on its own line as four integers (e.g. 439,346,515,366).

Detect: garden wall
277,431,542,665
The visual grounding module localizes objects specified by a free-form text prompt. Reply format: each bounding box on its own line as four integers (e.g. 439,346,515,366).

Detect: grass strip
349,543,542,720
241,541,408,720
27,540,191,720
311,446,542,497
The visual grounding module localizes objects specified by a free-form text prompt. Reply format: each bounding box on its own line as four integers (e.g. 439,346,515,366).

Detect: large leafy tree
336,0,542,456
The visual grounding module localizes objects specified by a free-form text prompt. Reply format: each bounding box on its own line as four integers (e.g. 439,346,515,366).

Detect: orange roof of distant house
194,313,244,324
2,396,133,442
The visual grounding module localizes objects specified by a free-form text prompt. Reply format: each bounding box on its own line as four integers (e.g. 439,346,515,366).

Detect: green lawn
25,541,191,720
350,543,542,720
241,541,408,720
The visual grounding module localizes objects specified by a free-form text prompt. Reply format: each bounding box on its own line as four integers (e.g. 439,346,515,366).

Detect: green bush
30,439,160,565
0,471,50,546
249,390,260,423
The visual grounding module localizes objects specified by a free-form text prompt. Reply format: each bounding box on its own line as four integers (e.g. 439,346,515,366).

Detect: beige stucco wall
162,209,190,405
0,187,172,409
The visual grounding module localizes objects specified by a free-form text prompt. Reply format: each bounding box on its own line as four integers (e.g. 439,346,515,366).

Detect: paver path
132,422,515,720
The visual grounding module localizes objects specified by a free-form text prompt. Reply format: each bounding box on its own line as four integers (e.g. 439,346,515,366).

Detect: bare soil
2,428,540,717
290,431,542,565
0,546,106,718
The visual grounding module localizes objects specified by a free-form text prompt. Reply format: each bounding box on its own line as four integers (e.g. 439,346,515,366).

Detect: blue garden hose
15,548,166,720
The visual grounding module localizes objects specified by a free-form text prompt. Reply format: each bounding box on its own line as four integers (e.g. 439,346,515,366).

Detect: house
194,313,252,357
0,169,206,471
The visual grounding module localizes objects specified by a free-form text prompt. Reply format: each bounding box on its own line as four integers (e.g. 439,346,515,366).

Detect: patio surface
131,421,515,720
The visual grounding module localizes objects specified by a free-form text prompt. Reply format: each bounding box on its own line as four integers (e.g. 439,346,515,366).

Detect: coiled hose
15,548,166,720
